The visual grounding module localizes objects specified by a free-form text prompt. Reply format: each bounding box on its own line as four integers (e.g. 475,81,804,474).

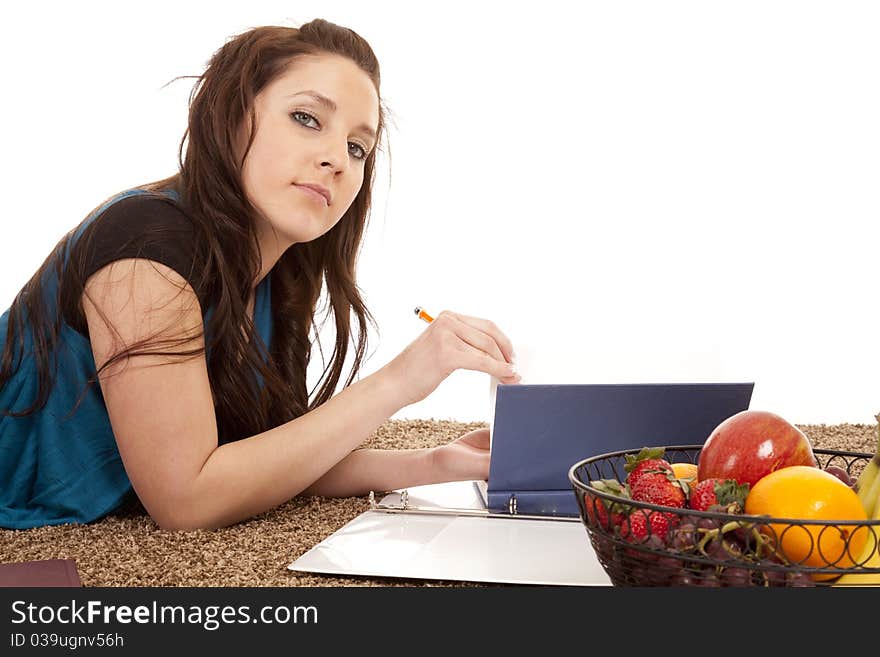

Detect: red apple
697,410,817,488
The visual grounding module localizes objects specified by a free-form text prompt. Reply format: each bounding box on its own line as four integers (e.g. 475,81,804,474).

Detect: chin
262,210,325,243
287,223,339,246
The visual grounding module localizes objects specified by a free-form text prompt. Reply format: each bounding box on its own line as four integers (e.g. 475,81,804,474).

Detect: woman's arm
299,448,434,498
301,427,492,498
188,369,408,528
84,259,515,531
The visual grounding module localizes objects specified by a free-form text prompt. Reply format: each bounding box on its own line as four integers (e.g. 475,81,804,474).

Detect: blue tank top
0,189,273,529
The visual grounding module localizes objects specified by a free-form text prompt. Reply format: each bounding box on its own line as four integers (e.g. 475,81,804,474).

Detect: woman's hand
429,427,491,483
381,310,520,408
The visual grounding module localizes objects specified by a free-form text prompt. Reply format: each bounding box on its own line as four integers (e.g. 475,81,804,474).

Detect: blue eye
348,143,367,160
291,110,369,161
291,110,319,128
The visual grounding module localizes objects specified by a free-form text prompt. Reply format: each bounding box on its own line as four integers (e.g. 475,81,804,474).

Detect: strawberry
584,479,630,530
688,478,750,512
620,508,677,543
624,447,673,492
629,470,687,508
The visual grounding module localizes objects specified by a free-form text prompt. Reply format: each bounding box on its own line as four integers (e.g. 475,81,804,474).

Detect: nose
317,136,350,173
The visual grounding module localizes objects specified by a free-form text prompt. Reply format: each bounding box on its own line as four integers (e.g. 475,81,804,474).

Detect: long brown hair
0,19,385,444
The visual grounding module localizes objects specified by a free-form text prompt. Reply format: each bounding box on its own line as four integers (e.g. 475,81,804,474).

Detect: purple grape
670,523,697,551
641,556,683,586
721,567,752,587
824,465,853,487
697,517,721,532
756,559,787,587
640,566,672,586
705,537,744,562
786,571,816,587
641,533,665,559
731,524,757,551
670,571,697,586
697,570,721,587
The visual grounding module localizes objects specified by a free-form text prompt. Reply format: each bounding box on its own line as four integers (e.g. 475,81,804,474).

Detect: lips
294,183,331,206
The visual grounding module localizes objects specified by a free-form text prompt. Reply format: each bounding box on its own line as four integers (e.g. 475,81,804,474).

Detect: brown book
0,559,82,587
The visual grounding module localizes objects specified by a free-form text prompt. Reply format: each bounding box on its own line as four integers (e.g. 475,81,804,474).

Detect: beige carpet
1,419,876,587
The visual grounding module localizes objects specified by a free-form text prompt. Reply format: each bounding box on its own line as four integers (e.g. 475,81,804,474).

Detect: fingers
419,310,520,383
458,340,521,383
458,428,490,449
435,310,516,363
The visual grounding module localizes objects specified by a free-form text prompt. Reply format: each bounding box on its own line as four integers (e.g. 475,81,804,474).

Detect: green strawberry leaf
589,479,632,515
677,477,690,498
623,446,666,473
713,479,751,507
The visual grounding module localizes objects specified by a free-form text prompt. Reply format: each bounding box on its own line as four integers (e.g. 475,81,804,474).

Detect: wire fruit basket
568,446,880,587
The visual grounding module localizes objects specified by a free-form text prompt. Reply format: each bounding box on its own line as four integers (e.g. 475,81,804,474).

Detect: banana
832,414,880,586
861,470,880,519
854,414,880,516
833,501,880,586
859,463,879,516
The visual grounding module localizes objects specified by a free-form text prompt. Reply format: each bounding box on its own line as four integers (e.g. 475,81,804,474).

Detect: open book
482,382,755,516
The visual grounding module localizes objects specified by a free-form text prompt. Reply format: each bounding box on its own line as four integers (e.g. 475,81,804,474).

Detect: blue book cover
484,382,755,517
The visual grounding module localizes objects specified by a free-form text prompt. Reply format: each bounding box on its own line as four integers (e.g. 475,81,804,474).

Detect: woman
0,19,520,531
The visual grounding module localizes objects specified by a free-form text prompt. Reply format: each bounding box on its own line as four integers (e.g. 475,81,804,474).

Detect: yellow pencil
413,306,434,324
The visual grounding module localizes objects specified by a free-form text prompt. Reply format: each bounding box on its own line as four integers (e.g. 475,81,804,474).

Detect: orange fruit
745,465,868,580
671,462,699,483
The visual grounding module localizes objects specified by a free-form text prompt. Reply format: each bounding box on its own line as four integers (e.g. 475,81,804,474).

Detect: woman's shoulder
66,188,213,319
88,189,195,236
77,189,198,268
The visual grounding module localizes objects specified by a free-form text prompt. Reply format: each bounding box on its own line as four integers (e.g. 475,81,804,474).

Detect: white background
1,1,878,425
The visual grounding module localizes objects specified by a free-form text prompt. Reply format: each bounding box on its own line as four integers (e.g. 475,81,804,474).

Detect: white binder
287,480,612,586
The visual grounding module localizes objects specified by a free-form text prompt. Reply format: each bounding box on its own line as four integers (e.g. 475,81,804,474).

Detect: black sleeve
76,193,211,311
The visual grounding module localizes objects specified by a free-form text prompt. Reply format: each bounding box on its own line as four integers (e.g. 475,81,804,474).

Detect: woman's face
240,53,380,260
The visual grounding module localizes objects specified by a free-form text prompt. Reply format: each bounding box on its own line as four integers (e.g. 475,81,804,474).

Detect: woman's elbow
146,497,220,531
149,508,201,532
